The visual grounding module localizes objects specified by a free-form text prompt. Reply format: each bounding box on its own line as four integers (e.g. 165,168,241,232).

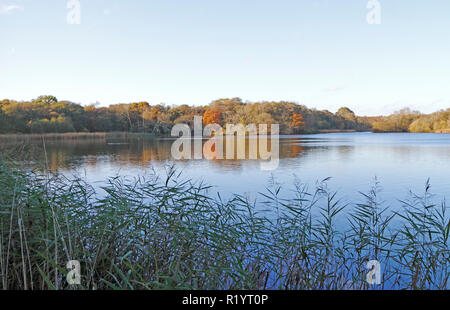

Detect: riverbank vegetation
1,96,369,135
1,96,450,135
0,158,448,290
364,108,450,133
0,132,157,144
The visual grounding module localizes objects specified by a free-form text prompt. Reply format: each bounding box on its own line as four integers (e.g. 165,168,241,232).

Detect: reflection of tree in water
2,138,311,172
284,143,304,158
336,146,353,157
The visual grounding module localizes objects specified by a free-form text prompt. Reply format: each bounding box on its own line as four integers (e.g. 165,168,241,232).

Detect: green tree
336,107,356,121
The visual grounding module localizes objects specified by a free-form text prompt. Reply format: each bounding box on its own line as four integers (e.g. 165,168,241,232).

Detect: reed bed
0,132,107,142
0,159,448,290
0,132,157,144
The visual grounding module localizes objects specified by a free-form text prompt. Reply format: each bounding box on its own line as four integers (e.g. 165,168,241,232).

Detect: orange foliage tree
291,113,305,128
203,109,222,125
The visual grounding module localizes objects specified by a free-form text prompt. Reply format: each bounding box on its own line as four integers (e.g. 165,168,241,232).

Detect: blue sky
1,0,449,116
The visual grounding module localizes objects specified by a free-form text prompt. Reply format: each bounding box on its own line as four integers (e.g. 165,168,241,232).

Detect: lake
9,132,450,212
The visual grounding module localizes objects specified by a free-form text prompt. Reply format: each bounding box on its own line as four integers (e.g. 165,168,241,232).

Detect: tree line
366,108,450,133
1,96,449,134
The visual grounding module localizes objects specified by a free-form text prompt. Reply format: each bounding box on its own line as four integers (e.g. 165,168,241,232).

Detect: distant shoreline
0,132,157,142
0,130,449,142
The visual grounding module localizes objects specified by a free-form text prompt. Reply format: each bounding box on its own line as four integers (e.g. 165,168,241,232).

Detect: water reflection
16,137,306,172
2,132,450,209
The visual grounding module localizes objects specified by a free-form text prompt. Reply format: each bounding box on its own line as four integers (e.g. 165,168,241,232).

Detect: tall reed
0,159,448,290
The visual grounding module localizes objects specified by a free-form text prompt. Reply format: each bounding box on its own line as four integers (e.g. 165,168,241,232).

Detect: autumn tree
291,113,305,127
130,102,151,131
336,107,356,121
33,95,58,105
0,96,377,134
203,110,222,125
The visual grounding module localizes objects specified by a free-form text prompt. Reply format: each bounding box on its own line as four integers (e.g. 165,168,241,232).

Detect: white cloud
0,4,24,15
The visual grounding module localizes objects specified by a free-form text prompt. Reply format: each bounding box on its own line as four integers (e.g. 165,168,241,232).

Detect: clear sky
1,0,449,116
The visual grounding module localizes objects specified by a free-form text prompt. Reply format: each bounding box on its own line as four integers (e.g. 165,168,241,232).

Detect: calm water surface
20,132,450,211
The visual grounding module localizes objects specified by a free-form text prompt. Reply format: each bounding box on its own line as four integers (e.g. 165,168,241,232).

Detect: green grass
0,159,448,290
